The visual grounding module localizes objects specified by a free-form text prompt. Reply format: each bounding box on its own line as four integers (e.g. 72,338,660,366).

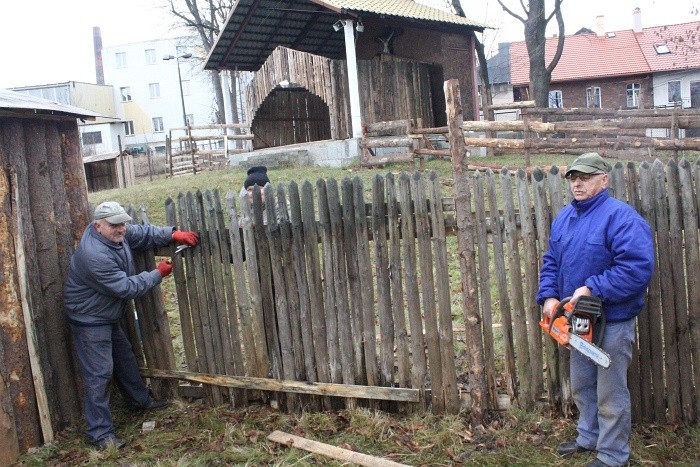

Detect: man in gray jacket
64,201,198,450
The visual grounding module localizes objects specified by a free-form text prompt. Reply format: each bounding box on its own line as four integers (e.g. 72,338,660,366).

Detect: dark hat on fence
94,201,132,224
565,152,611,178
244,166,270,189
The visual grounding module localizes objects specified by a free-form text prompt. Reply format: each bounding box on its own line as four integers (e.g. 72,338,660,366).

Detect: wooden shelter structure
83,150,135,192
0,89,99,462
205,0,486,150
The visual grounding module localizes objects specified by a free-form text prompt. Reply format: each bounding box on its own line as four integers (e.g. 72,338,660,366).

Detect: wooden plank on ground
268,431,410,467
141,369,419,402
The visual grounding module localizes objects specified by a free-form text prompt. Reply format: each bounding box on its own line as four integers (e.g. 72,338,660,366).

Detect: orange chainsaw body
539,300,595,346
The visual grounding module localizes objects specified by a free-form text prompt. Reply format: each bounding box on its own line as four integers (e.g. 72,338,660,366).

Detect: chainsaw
539,296,610,368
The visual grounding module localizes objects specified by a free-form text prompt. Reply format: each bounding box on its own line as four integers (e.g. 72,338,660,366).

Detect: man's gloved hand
172,230,199,246
157,258,174,278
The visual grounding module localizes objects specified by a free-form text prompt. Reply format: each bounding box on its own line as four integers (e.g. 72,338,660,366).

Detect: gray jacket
64,223,174,326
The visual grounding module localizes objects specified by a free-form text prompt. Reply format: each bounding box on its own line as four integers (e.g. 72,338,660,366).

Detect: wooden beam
141,368,420,402
268,431,410,467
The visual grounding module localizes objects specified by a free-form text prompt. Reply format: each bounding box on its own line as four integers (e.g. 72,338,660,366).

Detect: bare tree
496,0,565,107
167,0,237,124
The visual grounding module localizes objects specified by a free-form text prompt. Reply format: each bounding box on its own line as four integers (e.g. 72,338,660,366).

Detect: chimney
595,15,605,36
632,7,642,33
93,27,105,85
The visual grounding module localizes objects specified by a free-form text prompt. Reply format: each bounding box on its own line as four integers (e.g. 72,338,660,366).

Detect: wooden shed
83,150,135,192
0,89,98,461
205,0,485,149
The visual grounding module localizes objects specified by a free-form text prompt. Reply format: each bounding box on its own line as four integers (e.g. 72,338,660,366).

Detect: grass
20,153,700,465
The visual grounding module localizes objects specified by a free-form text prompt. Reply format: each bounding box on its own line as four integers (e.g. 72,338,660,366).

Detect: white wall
102,37,217,152
651,70,700,109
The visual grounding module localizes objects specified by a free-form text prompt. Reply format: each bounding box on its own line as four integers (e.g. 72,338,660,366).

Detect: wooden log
412,172,444,413
485,169,517,401
2,121,45,449
316,180,342,385
360,136,412,148
398,173,427,408
443,79,488,423
652,159,681,423
372,175,395,389
364,119,412,134
300,181,332,395
486,100,535,110
681,159,700,419
166,198,198,372
472,171,498,409
340,179,366,386
268,430,410,467
531,167,560,408
546,166,573,414
239,190,271,378
528,107,700,118
325,179,355,407
385,174,411,390
212,190,248,406
264,184,297,411
664,161,695,423
253,186,283,386
427,172,460,414
287,182,319,394
11,170,54,443
516,169,543,397
353,177,379,388
183,192,223,405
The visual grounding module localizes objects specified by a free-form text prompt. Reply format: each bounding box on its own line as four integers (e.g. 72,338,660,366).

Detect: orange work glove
172,230,199,246
157,258,174,278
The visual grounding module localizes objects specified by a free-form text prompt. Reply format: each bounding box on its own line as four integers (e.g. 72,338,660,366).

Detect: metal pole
176,56,187,127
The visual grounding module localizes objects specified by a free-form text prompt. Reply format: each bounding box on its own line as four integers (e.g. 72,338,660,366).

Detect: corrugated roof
205,0,485,72
0,89,102,119
509,20,700,86
320,0,486,28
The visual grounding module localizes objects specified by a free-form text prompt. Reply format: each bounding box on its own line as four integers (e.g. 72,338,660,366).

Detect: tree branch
497,0,526,23
546,1,566,73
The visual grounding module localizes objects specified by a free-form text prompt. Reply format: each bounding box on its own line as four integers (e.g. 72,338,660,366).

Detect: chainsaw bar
569,333,610,368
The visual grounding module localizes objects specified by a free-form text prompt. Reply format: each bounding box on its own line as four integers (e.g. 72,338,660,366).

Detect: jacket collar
571,188,610,214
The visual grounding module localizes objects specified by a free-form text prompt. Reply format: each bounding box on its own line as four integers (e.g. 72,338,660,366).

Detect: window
116,52,127,68
654,44,671,54
82,131,102,145
186,114,194,125
626,83,641,108
120,86,131,102
145,49,156,65
123,121,135,135
181,80,191,96
513,86,530,102
586,87,602,108
668,80,682,104
548,90,563,108
152,117,164,132
149,83,160,98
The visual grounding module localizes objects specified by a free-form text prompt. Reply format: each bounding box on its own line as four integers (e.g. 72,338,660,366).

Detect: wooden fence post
445,79,487,421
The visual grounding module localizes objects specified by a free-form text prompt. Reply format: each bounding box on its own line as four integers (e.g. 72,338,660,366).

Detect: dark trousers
71,322,150,443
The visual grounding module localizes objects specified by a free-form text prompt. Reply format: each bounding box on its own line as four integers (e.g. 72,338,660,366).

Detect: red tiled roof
637,22,700,72
509,21,700,85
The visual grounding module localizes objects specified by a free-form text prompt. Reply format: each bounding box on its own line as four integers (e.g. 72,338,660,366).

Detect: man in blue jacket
537,153,654,467
64,201,199,450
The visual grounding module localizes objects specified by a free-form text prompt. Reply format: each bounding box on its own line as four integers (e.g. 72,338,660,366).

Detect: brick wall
550,75,653,109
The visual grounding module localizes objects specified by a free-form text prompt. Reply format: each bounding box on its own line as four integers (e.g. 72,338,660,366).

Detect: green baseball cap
565,152,611,178
94,201,132,224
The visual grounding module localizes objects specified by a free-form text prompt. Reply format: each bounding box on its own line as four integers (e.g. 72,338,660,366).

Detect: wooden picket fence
139,159,700,424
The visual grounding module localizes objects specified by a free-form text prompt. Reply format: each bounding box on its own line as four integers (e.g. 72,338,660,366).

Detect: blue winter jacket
536,189,654,323
64,223,174,326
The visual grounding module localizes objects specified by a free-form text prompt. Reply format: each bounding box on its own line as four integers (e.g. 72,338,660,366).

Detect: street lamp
163,53,193,127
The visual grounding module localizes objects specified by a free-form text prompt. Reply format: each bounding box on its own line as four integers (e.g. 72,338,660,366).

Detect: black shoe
93,436,125,450
127,398,170,412
587,458,628,467
557,440,594,456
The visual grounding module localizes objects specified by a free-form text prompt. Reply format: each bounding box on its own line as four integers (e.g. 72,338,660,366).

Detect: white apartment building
101,36,219,154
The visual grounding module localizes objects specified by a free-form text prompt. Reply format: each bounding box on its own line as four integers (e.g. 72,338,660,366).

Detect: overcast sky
0,0,695,89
